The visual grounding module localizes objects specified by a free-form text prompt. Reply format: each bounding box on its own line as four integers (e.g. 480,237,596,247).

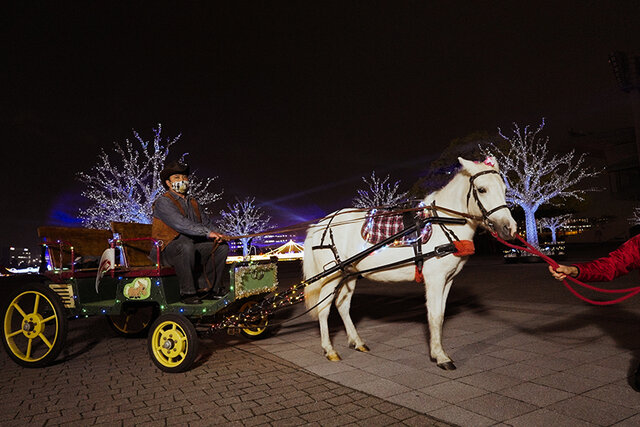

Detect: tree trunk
241,239,250,257
523,206,539,247
550,229,557,244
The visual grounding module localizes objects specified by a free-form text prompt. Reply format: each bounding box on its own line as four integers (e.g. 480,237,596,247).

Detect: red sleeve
574,235,640,282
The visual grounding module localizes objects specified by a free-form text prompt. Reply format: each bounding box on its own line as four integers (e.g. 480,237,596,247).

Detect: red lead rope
491,232,640,305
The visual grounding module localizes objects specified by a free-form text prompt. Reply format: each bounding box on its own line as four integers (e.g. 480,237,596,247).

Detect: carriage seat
110,222,175,277
37,226,113,278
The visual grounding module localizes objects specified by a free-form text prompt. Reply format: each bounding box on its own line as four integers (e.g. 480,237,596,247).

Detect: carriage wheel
147,314,198,373
2,283,68,367
107,304,156,337
238,300,270,340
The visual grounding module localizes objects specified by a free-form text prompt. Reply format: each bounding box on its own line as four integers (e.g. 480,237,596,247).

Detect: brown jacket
151,192,202,251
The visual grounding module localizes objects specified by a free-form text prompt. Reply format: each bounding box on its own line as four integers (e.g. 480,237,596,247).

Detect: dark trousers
160,234,229,296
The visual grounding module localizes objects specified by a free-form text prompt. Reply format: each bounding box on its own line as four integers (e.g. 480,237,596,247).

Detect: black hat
160,160,190,189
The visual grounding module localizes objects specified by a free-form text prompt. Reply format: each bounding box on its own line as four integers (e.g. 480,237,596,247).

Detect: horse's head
458,157,517,240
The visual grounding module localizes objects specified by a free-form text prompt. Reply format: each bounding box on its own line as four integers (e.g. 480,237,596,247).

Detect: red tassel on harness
415,266,425,282
453,240,475,257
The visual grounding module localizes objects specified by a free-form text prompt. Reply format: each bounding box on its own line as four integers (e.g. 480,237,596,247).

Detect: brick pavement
257,254,640,426
4,248,640,426
0,313,449,426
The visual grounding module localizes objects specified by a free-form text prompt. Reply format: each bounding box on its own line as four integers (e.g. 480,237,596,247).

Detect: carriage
3,157,519,373
1,222,278,372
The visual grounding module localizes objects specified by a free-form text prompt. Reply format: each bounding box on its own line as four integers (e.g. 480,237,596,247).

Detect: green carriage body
46,262,278,319
2,224,279,372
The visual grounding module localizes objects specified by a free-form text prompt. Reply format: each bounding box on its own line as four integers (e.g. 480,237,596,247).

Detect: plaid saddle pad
361,208,433,246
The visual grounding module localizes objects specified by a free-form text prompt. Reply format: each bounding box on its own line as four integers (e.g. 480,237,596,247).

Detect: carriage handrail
111,236,163,273
42,239,75,275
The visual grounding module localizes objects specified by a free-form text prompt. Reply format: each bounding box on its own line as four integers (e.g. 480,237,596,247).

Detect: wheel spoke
11,302,27,319
33,294,40,314
38,333,53,349
7,329,23,338
42,315,56,323
26,338,33,359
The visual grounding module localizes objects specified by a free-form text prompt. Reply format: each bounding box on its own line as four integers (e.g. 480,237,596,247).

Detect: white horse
303,157,517,369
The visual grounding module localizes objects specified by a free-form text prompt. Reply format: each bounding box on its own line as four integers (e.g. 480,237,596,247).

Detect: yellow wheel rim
239,301,268,336
150,321,189,368
109,306,154,334
3,291,59,362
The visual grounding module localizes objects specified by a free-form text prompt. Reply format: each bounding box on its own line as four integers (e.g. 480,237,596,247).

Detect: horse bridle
465,170,510,223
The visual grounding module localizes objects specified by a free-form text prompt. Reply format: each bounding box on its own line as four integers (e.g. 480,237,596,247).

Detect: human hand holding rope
492,231,640,305
207,231,231,242
548,264,578,281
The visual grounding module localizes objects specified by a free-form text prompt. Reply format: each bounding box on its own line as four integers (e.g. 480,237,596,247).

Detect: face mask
171,180,189,194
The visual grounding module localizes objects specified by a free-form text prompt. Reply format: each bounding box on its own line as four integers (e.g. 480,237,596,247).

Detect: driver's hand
207,231,229,241
548,264,578,281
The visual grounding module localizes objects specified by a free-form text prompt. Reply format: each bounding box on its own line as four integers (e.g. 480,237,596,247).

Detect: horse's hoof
326,353,341,362
437,361,457,371
355,344,370,353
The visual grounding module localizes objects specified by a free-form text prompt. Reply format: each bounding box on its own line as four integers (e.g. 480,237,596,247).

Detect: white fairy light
77,124,222,228
537,214,573,244
217,197,271,257
629,207,640,226
483,119,601,247
353,171,408,208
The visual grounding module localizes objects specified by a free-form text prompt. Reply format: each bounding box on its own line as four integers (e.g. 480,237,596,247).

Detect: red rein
492,233,640,305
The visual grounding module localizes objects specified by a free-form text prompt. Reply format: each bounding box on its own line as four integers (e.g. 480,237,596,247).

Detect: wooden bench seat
37,226,113,271
110,222,175,276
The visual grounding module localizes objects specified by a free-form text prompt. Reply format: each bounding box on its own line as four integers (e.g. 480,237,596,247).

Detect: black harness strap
353,243,456,277
403,210,425,277
431,201,460,243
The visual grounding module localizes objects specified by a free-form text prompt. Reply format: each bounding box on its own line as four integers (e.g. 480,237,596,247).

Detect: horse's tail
303,230,322,320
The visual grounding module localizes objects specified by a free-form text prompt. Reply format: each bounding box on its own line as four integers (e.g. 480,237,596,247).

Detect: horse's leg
335,277,369,353
425,275,456,370
316,279,341,361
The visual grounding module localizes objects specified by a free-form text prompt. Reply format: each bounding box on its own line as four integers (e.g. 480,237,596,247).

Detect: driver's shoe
180,294,202,304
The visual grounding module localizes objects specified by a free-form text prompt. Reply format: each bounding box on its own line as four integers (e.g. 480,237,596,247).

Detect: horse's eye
477,187,487,194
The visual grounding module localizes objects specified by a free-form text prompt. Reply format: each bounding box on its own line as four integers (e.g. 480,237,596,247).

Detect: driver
151,160,229,304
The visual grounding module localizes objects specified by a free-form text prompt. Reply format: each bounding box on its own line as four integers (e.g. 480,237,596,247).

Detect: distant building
227,232,299,254
570,127,639,201
1,247,37,268
566,127,639,241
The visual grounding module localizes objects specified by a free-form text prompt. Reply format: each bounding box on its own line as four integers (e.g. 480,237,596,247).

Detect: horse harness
465,169,509,224
311,169,509,283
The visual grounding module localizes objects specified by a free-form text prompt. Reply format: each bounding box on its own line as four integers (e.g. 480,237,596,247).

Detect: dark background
3,1,639,251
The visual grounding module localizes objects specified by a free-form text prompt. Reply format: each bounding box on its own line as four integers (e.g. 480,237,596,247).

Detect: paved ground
2,244,640,426
0,317,449,426
261,248,640,426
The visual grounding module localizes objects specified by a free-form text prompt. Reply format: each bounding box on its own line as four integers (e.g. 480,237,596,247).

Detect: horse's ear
457,157,476,173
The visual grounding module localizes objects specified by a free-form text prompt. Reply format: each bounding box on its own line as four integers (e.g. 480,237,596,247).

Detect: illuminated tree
629,207,640,226
538,214,573,244
484,119,601,247
217,197,271,257
77,124,222,228
353,172,408,208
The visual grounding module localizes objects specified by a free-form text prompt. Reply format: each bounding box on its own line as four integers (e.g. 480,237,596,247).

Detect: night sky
4,2,639,251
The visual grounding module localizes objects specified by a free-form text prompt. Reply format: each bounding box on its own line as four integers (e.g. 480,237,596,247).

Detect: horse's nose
497,221,516,239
